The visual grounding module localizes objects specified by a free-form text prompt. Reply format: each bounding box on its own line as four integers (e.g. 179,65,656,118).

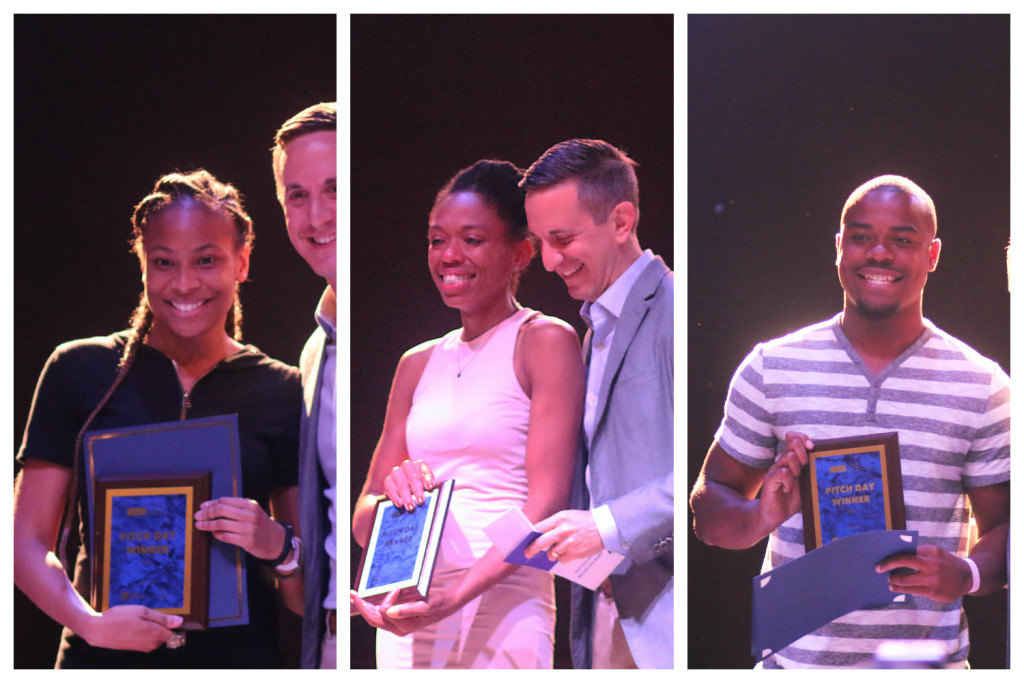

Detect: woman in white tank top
351,160,585,668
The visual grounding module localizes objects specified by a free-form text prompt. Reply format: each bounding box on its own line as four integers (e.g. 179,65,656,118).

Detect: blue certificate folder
84,415,247,628
751,529,918,661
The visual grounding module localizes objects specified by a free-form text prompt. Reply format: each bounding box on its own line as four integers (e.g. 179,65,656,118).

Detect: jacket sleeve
606,469,674,564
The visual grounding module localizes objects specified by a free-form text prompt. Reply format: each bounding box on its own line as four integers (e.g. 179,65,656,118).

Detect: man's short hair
841,174,937,236
272,102,337,197
520,138,640,230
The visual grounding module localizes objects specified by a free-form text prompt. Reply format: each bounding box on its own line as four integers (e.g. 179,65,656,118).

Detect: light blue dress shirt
580,249,654,560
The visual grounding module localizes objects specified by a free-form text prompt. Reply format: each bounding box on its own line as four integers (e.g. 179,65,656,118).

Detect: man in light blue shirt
273,102,338,669
523,139,674,669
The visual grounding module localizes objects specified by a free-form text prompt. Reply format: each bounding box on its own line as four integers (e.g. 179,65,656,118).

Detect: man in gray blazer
273,102,338,668
522,139,674,669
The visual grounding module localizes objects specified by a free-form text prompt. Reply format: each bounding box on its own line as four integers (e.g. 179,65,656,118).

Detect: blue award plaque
95,473,210,629
799,432,905,551
354,479,454,604
84,415,247,628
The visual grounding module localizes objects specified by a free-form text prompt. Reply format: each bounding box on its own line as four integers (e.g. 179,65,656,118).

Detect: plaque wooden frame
799,432,905,552
93,472,211,630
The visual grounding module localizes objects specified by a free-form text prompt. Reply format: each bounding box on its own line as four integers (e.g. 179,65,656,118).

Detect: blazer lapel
591,257,670,441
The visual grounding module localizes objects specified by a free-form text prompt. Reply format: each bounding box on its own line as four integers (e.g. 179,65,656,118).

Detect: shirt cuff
592,503,628,556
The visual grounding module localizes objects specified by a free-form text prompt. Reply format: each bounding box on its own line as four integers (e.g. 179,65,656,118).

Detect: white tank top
405,308,535,570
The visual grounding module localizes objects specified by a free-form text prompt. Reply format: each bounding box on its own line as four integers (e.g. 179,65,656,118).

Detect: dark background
350,14,673,669
688,15,1010,668
13,15,335,668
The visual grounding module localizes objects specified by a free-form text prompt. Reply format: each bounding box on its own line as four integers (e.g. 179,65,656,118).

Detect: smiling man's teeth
862,274,897,284
561,263,583,277
311,235,335,245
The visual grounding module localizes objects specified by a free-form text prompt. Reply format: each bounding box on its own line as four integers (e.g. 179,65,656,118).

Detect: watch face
274,536,302,574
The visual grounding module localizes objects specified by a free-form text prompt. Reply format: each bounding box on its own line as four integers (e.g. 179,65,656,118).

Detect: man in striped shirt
689,176,1009,668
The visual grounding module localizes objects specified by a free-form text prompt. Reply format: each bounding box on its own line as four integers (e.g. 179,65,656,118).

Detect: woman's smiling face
142,200,250,345
427,191,525,317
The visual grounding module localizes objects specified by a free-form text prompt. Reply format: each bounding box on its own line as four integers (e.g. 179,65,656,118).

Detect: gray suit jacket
298,318,332,668
571,255,674,669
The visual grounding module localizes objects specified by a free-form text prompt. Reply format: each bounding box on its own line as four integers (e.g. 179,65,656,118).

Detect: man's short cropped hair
272,102,337,197
841,174,937,236
520,138,640,231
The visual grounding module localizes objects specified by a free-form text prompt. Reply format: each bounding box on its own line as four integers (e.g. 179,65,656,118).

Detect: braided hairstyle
58,170,254,568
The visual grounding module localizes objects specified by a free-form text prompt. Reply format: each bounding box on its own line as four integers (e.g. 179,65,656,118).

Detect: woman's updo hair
433,160,530,243
128,169,254,344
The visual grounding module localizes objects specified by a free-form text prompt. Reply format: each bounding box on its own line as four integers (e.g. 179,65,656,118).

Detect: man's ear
928,237,941,272
610,201,636,243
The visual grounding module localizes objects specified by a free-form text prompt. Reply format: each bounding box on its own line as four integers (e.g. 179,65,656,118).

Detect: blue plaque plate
354,479,454,604
799,432,905,551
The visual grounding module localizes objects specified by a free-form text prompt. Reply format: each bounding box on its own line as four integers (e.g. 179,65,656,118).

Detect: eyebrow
428,224,486,233
284,177,336,190
845,221,921,233
148,243,224,253
532,227,574,237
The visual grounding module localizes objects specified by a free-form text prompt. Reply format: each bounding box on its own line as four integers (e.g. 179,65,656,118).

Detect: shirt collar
315,287,337,343
581,249,654,324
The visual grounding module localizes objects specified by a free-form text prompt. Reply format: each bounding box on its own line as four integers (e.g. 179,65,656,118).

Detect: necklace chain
456,308,520,378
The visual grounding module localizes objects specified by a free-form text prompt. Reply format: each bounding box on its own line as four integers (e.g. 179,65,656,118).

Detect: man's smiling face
836,188,940,321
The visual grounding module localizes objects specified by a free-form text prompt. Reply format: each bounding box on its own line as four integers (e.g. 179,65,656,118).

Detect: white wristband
963,557,981,594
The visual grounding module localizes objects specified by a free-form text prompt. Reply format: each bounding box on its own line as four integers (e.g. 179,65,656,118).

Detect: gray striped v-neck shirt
715,314,1009,668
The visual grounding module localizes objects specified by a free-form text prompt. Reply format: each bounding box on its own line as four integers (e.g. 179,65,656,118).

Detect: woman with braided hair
14,170,303,668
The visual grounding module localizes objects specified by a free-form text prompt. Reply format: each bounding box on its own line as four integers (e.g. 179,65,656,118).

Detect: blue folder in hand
752,529,919,661
84,414,248,628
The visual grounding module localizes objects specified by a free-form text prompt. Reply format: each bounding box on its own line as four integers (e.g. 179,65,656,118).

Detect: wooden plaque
799,432,905,552
93,472,211,629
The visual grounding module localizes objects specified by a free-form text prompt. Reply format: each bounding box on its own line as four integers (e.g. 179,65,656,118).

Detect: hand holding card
484,507,625,590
